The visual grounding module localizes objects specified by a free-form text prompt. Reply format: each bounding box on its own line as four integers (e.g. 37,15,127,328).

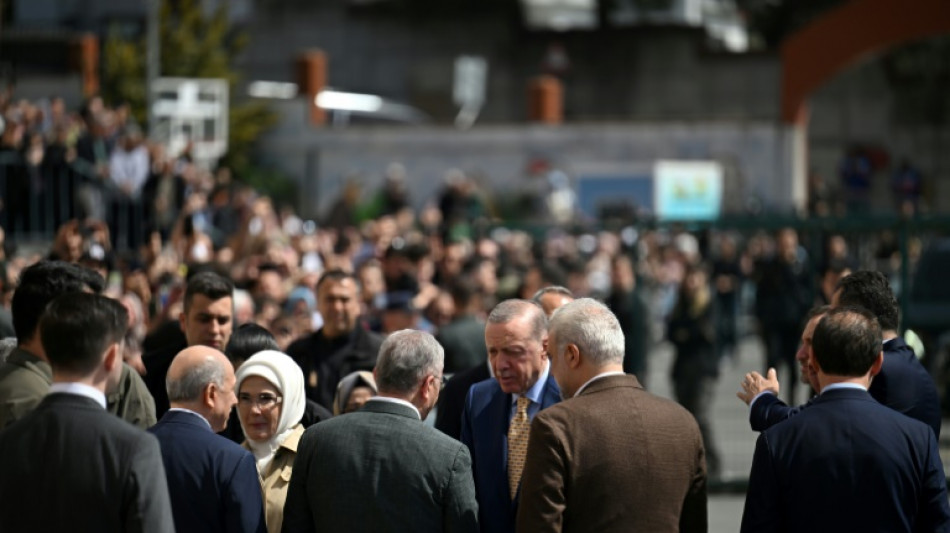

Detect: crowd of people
0,93,947,532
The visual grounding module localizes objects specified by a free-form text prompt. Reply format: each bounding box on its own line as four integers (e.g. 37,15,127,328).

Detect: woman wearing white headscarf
235,350,306,533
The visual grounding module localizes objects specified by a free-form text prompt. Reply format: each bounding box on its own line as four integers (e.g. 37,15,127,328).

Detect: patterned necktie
507,396,531,500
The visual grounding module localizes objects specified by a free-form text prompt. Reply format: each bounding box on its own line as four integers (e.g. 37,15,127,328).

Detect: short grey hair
487,299,547,342
531,286,573,303
166,356,228,403
549,298,625,366
375,330,444,395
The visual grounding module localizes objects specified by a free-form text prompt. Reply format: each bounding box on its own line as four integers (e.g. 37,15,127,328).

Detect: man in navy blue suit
738,306,827,430
739,271,941,438
461,299,561,533
149,345,266,533
741,307,950,532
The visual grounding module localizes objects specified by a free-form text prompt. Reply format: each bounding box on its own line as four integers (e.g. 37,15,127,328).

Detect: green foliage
103,26,147,124
236,164,298,208
102,0,277,176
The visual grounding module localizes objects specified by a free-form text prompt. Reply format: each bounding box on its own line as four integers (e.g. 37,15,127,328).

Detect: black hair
812,306,882,377
12,261,104,341
834,270,899,331
224,323,278,367
184,271,234,312
316,269,360,293
449,278,479,308
40,293,128,376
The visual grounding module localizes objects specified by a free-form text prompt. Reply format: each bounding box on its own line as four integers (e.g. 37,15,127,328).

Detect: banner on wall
653,160,723,221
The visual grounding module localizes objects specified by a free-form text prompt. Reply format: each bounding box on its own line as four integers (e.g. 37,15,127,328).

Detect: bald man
148,346,266,533
532,286,574,319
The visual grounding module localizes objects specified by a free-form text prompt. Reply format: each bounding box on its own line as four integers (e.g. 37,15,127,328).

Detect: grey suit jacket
282,399,479,533
0,393,174,532
516,374,707,533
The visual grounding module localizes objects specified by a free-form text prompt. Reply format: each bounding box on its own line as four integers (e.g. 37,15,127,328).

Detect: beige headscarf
333,370,378,416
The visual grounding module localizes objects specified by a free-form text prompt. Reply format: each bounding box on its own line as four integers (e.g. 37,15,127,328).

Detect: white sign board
653,160,723,221
453,56,488,108
151,78,229,166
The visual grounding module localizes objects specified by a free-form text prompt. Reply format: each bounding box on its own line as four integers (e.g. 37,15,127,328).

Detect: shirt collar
821,382,867,394
513,358,550,405
366,396,421,419
574,371,626,397
48,382,107,409
168,407,213,430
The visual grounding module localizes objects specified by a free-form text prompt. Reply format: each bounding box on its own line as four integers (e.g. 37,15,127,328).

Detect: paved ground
645,334,811,484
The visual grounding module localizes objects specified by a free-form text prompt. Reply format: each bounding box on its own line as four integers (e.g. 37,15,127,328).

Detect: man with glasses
283,329,478,533
148,345,266,533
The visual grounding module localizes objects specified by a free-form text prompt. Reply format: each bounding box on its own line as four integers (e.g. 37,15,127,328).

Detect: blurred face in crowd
777,229,798,262
486,314,547,395
345,386,374,414
270,314,298,351
256,270,285,302
237,376,282,442
318,277,361,339
797,314,824,391
358,263,386,307
180,294,233,350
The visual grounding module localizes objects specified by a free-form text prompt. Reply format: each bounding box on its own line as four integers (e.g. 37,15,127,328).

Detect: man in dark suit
286,269,383,410
144,271,234,419
436,279,488,374
0,260,155,429
436,287,572,441
738,306,827,430
739,271,941,437
461,299,561,533
517,299,706,533
741,307,950,532
149,345,266,533
283,329,478,533
435,361,490,440
754,228,812,404
0,292,174,532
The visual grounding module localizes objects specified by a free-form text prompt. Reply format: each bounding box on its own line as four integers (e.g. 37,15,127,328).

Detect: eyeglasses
238,393,283,410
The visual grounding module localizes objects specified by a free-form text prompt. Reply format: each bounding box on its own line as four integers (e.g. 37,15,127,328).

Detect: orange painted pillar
75,34,99,97
527,75,563,125
297,50,328,126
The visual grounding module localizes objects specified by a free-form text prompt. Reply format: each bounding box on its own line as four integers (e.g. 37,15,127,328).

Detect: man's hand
736,368,779,405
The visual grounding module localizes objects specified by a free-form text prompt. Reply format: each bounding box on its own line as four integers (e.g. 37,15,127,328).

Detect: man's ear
178,311,187,333
869,351,884,378
103,343,120,373
203,383,217,410
566,343,582,369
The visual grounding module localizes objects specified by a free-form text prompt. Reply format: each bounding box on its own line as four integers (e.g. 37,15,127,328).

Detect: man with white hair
517,299,707,533
283,329,478,533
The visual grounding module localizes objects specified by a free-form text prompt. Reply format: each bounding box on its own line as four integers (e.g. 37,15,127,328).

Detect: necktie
507,396,531,499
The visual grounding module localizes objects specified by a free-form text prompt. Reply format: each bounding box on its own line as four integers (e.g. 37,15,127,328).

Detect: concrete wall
808,56,950,212
237,2,779,123
258,105,795,221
